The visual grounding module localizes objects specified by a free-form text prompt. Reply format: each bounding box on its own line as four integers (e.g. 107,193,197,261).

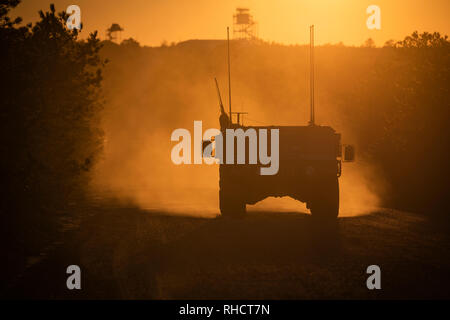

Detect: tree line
0,1,105,246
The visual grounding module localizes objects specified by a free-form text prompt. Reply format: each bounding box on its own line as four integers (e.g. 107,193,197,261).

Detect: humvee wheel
309,177,339,220
219,189,246,218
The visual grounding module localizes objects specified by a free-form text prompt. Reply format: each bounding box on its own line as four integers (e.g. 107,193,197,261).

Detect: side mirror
202,139,215,158
202,136,219,159
202,140,212,154
343,144,355,162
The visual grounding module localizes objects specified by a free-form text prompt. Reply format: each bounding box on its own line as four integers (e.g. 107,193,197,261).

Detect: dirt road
5,204,450,299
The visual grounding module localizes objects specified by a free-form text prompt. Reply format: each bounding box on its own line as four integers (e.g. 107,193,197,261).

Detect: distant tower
233,8,258,40
106,23,124,42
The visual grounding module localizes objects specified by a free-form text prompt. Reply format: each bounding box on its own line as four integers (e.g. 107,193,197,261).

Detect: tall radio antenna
309,25,315,126
227,27,232,123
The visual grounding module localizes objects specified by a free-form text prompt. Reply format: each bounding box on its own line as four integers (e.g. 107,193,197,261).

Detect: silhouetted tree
383,39,396,48
362,38,376,48
0,2,105,234
397,31,449,48
121,37,140,47
0,0,21,27
368,31,450,212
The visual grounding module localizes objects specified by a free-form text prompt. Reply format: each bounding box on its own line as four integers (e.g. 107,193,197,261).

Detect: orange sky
12,0,450,46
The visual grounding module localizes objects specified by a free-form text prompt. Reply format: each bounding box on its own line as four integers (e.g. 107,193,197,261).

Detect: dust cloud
91,41,383,217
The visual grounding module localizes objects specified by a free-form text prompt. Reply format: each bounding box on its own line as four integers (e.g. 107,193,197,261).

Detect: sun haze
12,0,450,46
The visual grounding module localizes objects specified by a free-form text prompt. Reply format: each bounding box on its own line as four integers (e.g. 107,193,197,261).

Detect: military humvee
219,125,347,219
210,26,354,219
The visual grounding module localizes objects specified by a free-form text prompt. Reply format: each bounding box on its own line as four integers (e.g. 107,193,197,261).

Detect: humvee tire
309,176,339,219
219,188,246,217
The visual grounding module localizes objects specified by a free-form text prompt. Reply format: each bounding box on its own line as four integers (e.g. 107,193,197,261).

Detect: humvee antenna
227,27,232,124
309,25,315,126
214,77,225,114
